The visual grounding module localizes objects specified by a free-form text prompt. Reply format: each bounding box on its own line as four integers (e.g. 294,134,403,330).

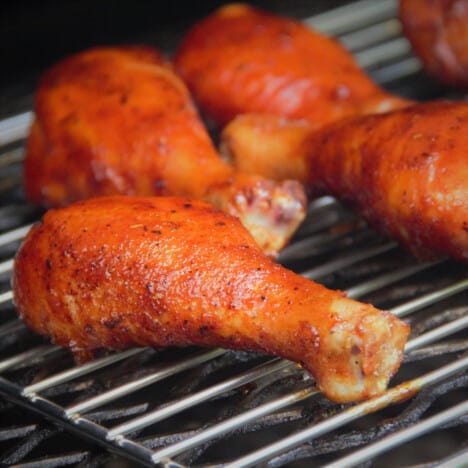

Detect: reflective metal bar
0,224,32,247
302,241,397,280
371,56,422,85
322,400,468,468
392,278,468,318
65,348,226,416
9,452,90,468
0,259,14,275
0,345,60,373
151,387,318,462
0,111,33,145
107,358,291,439
0,319,24,338
227,355,468,468
307,196,338,212
0,147,24,168
436,448,468,468
0,290,13,304
306,0,396,36
22,348,145,395
340,18,402,51
355,37,412,69
279,226,367,263
346,260,442,299
405,315,468,353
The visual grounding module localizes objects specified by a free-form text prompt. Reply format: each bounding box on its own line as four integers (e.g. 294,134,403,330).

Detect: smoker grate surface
0,0,467,466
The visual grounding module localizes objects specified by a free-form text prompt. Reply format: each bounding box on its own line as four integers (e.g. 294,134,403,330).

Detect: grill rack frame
0,0,467,466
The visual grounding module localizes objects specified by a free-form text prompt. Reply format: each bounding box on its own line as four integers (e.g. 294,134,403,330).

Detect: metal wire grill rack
0,0,467,466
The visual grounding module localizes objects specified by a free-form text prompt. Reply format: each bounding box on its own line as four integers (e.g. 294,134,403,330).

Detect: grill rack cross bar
227,354,468,468
106,358,291,439
22,348,145,395
120,313,468,462
305,0,397,35
322,399,468,468
65,348,226,417
150,387,319,463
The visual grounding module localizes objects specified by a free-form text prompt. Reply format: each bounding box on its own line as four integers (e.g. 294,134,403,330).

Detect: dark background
0,0,349,114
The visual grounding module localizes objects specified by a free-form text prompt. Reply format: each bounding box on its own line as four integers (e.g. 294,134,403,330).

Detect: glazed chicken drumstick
13,196,409,403
223,102,468,262
400,0,468,88
24,46,306,257
174,3,410,129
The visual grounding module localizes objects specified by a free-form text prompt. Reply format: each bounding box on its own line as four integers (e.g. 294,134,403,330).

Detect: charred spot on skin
215,221,226,226
351,344,361,355
184,203,192,209
120,94,128,104
153,180,167,191
84,324,93,334
152,230,161,235
103,318,122,329
45,258,52,270
145,283,154,294
198,325,210,336
260,295,266,302
235,62,250,72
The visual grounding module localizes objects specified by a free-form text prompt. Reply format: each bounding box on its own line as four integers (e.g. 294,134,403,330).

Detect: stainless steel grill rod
65,348,226,417
22,348,145,395
151,387,319,463
147,312,468,463
0,345,61,373
0,223,33,247
346,260,442,299
392,278,468,318
322,399,468,468
0,290,13,304
306,0,397,35
0,111,32,145
106,358,291,439
227,354,468,468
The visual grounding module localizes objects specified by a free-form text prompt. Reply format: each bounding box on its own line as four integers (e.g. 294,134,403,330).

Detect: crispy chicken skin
222,103,468,261
12,196,409,403
24,46,306,257
400,0,468,88
174,3,410,128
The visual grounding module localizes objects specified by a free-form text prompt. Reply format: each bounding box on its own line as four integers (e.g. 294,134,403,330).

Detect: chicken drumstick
13,196,409,403
400,0,468,88
24,46,306,257
223,102,467,262
174,3,410,128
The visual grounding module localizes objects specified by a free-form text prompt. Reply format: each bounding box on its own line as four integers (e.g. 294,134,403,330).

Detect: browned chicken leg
12,196,409,403
24,46,306,257
223,102,468,262
400,0,468,88
174,3,410,128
